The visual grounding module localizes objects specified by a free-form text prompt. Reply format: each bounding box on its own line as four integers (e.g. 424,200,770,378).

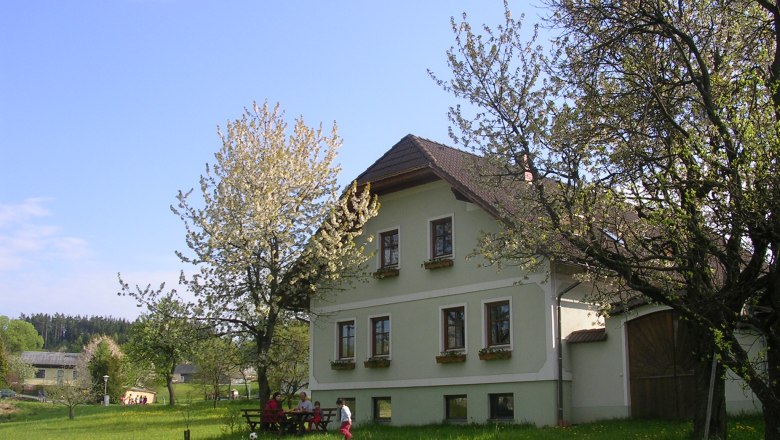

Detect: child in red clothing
336,398,352,439
307,401,322,432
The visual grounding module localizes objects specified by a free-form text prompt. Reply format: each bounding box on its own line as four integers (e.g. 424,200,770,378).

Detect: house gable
355,134,509,218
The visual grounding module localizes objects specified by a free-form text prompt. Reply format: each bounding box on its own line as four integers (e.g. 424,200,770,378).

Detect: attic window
379,229,399,268
430,216,453,259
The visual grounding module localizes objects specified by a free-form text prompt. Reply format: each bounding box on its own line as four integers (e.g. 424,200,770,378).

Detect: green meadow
0,399,764,440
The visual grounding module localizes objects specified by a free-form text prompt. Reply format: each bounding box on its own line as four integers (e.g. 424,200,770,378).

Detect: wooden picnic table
241,407,341,435
282,410,311,435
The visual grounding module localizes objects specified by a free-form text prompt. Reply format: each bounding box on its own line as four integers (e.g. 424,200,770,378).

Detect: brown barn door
627,310,695,419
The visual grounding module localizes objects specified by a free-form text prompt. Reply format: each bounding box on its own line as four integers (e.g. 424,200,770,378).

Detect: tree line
19,313,133,352
1,309,310,417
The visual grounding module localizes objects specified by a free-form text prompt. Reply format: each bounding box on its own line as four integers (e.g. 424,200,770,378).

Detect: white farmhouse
309,135,761,426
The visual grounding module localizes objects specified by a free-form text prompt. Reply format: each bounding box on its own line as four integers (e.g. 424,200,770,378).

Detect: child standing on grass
336,398,352,439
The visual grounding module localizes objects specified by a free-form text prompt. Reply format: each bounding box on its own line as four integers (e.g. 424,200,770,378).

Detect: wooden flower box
372,267,400,279
435,353,467,364
330,360,356,370
364,357,391,368
422,258,454,270
478,349,512,361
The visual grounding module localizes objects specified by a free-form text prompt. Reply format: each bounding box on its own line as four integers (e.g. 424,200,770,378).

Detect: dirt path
0,401,17,415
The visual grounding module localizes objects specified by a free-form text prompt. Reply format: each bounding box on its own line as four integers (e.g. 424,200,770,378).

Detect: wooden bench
243,408,311,435
241,408,264,431
315,407,339,432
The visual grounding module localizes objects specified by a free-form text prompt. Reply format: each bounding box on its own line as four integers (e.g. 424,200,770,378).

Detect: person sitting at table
294,391,314,413
308,401,322,432
262,392,284,430
288,391,314,433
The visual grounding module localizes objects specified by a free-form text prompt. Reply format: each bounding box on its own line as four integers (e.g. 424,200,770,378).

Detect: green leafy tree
0,316,44,353
267,321,309,405
434,1,780,438
82,336,124,404
121,101,379,408
0,337,8,388
120,352,155,393
20,313,132,351
125,294,200,406
193,335,241,408
5,354,35,390
48,377,94,420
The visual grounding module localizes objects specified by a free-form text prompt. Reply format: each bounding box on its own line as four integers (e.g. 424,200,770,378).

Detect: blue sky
0,0,540,320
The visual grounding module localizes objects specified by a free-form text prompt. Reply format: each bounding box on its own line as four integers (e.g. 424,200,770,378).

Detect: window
445,395,467,421
340,397,356,420
371,316,390,357
373,397,392,421
56,369,64,384
379,229,399,268
489,393,514,420
486,300,511,347
442,306,465,351
430,217,453,258
35,369,45,379
338,320,355,359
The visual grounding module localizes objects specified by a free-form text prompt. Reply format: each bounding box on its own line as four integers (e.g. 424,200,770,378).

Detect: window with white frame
379,228,399,268
485,300,511,347
442,306,465,351
340,397,356,419
337,320,355,360
489,393,514,420
445,395,468,421
370,315,390,357
430,216,453,258
373,396,392,421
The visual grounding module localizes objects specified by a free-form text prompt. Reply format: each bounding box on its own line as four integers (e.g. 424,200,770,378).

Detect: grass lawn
0,399,764,440
152,382,205,405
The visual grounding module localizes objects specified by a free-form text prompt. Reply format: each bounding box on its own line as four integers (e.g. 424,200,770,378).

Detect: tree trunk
256,364,270,409
166,368,176,406
255,307,279,410
764,400,780,440
691,352,726,440
212,377,219,408
68,405,75,420
762,325,780,440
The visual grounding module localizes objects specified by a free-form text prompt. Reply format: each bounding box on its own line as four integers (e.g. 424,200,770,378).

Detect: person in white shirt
295,391,314,413
336,398,352,439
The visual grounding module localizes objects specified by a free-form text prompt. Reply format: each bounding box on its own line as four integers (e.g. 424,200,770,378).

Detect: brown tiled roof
353,135,597,266
566,328,607,344
355,134,512,217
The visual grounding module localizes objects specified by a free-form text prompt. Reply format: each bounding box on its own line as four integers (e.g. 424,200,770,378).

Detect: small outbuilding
122,387,156,405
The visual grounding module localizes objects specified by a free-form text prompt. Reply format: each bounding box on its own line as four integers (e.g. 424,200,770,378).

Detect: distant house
173,363,198,383
20,351,80,389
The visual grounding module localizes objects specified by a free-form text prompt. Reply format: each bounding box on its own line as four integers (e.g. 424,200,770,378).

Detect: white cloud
0,197,51,227
0,199,91,271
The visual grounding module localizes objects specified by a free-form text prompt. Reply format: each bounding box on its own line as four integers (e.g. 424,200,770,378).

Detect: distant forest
20,313,134,352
